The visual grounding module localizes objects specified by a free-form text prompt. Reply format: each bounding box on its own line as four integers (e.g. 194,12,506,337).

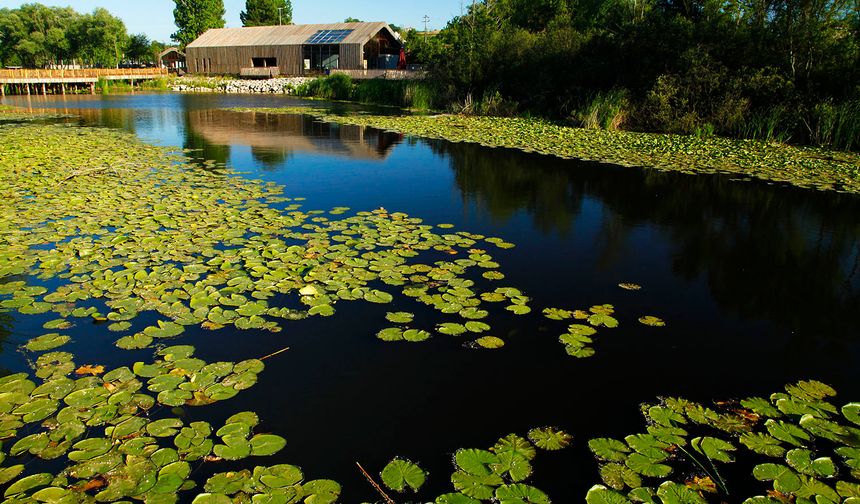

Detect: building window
301,45,340,72
252,57,277,68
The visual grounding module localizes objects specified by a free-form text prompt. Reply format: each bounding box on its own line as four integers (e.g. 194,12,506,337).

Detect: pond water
2,93,860,502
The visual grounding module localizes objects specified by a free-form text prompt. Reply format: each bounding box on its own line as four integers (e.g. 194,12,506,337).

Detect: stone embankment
170,76,313,94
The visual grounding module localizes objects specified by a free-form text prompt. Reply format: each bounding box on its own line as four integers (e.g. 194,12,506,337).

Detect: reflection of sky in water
1,92,859,502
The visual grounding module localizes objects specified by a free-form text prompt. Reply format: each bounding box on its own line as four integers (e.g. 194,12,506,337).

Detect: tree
126,33,151,64
344,17,362,22
241,0,292,26
69,8,128,68
172,0,225,47
150,39,168,64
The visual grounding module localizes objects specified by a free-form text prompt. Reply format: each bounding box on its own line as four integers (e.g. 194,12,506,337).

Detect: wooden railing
0,68,167,79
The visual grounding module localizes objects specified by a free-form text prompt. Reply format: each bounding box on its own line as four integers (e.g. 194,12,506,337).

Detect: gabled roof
186,22,399,48
158,47,186,59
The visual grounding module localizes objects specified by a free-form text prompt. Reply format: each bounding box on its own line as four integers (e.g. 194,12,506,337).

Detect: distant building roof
158,47,186,59
187,22,399,48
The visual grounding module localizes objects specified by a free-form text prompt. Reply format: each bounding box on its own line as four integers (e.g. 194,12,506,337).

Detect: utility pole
422,15,430,42
278,7,285,25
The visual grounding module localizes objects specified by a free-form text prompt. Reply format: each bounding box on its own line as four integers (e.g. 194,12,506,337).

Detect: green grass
295,75,442,111
226,107,860,194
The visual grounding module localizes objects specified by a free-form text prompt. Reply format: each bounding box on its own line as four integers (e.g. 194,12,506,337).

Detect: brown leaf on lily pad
75,364,105,376
686,476,717,493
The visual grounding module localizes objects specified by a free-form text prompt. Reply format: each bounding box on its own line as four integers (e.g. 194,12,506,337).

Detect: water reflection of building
187,109,398,161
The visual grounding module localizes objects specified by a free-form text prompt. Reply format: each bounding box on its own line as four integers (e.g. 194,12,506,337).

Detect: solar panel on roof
305,29,354,44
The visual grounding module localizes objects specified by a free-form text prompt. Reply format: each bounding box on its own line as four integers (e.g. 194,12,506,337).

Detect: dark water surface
2,93,859,502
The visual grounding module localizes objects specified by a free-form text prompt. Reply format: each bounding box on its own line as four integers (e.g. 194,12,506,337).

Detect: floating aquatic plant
585,379,860,503
0,123,535,356
226,107,860,194
375,428,569,503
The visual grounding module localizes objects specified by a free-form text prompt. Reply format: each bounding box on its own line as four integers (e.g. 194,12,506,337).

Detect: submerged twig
259,346,290,361
355,461,396,504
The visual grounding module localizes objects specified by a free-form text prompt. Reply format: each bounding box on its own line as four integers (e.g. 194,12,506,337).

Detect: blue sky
0,0,464,42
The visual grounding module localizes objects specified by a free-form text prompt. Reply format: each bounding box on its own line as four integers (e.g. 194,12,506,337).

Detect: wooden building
185,22,402,77
159,48,186,72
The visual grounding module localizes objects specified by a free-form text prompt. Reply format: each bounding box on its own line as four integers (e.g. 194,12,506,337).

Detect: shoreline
225,106,860,195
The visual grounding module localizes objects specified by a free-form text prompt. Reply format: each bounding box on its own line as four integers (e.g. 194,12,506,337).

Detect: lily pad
528,427,572,451
25,333,71,352
381,458,427,493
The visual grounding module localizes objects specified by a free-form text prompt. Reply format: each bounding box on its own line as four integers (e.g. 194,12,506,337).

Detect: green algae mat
227,107,860,194
0,117,859,503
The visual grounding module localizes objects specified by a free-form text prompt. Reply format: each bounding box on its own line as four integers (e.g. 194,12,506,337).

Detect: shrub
572,89,630,130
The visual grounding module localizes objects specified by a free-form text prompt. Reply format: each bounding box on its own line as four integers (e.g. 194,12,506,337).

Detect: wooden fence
0,68,167,81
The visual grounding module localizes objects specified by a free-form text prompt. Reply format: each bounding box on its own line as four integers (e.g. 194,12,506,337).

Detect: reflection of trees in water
182,114,231,168
433,139,860,339
428,140,583,235
251,146,292,171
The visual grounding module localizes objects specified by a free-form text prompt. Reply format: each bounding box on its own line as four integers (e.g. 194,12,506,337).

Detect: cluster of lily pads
543,296,665,359
0,336,295,503
373,426,572,503
0,122,535,356
585,379,860,503
226,107,860,194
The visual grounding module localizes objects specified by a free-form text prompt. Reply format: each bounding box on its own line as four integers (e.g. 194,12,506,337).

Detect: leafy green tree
126,33,151,64
150,39,168,63
344,17,362,22
241,0,292,26
69,8,128,68
172,0,225,47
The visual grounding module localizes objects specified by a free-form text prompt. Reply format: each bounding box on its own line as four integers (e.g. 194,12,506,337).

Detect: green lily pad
364,290,393,304
301,479,341,504
495,483,550,504
753,463,802,493
148,418,185,437
455,449,500,476
844,403,860,426
599,462,642,490
786,448,837,477
474,336,505,349
381,458,427,493
493,434,537,461
4,472,53,497
385,312,414,324
438,323,467,335
436,493,482,504
638,316,665,327
451,471,504,500
250,434,287,456
25,333,71,352
692,436,736,463
585,485,630,504
739,432,785,458
589,438,631,462
528,427,572,450
68,437,113,461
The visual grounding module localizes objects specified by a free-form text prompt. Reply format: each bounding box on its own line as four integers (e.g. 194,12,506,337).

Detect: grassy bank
295,74,442,110
228,107,860,194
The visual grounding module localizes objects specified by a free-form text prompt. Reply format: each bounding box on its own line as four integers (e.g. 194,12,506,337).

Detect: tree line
0,1,296,68
0,4,167,68
407,0,859,149
172,0,293,46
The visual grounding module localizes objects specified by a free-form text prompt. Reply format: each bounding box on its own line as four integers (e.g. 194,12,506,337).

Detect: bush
295,74,354,101
296,75,442,111
805,100,860,151
572,89,630,130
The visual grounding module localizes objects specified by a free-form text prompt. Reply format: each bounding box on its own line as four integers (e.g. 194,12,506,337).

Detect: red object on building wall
397,48,407,70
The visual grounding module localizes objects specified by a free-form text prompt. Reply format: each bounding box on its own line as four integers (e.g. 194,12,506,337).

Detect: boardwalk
0,68,168,96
